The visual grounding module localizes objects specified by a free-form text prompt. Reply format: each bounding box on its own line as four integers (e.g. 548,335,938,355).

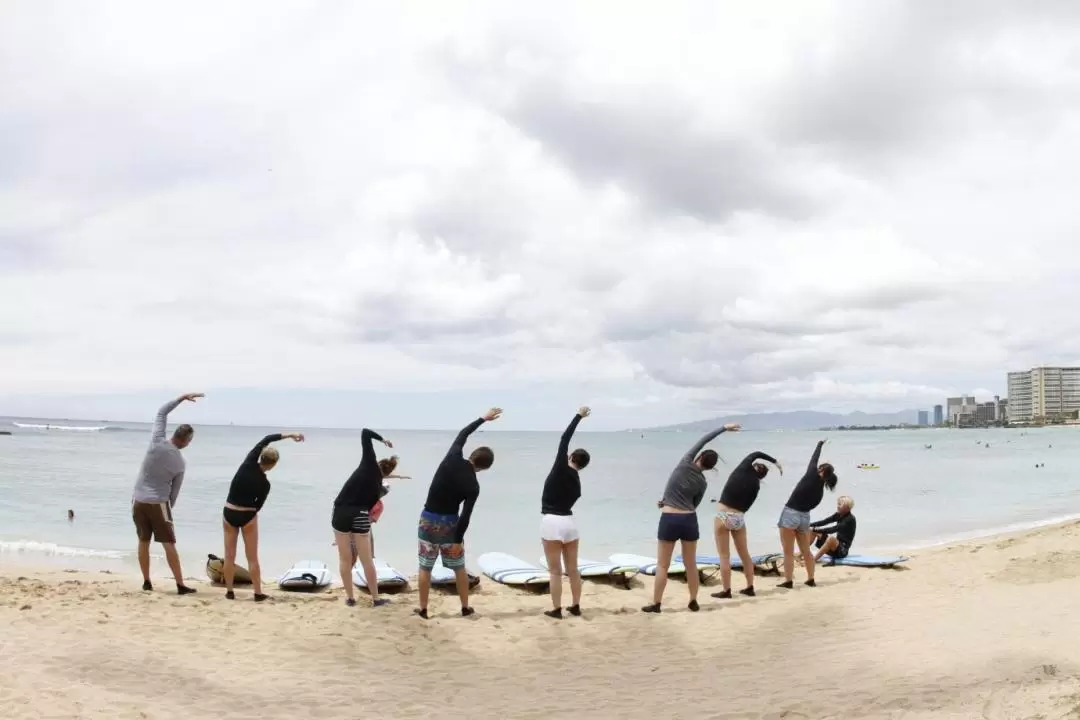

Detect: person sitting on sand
415,408,502,620
222,431,305,602
711,451,782,600
777,439,837,590
332,428,394,608
540,406,592,620
131,392,203,595
642,423,741,614
810,495,857,563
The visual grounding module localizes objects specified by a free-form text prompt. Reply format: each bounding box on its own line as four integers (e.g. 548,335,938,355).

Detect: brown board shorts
132,501,176,544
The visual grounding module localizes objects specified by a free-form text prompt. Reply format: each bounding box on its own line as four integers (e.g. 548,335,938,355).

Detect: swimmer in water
540,407,592,620
415,408,503,620
643,423,741,614
711,451,782,600
222,431,305,601
777,439,838,589
810,495,856,562
67,509,75,522
332,428,395,608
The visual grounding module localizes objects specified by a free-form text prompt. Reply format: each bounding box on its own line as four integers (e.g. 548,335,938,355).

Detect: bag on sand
205,553,252,585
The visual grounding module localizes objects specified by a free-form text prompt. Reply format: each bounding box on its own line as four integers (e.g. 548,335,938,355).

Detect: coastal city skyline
914,365,1080,428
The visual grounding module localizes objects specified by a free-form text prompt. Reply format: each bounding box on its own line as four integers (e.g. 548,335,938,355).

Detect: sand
4,524,1080,720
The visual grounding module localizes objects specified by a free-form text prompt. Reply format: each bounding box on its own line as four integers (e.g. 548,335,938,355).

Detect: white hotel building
1006,366,1080,423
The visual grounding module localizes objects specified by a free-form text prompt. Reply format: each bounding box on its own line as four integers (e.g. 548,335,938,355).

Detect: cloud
3,1,1080,428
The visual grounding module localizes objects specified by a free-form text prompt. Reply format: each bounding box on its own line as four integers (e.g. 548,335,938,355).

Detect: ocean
1,417,1077,581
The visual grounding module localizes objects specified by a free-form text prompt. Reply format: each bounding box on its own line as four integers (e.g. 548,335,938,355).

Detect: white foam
0,539,129,559
12,422,108,432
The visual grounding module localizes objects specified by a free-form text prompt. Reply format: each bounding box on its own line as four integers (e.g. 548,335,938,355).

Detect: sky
3,1,1080,430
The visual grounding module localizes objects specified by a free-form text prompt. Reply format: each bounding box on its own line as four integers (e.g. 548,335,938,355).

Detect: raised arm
361,428,386,460
557,408,589,459
152,392,204,444
449,408,502,456
806,440,826,475
681,423,740,463
244,433,284,464
736,451,777,470
454,487,480,543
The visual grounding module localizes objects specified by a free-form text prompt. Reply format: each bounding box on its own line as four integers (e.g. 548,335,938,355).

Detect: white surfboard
277,560,332,591
538,557,641,583
352,558,408,590
430,557,481,588
609,553,688,576
477,552,549,586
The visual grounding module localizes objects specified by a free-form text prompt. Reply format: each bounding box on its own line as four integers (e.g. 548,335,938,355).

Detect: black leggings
223,508,257,528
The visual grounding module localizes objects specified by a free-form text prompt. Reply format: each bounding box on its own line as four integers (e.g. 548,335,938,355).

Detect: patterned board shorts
715,509,746,531
417,510,465,570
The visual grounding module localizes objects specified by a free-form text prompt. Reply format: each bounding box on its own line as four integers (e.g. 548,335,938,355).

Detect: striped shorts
331,505,371,535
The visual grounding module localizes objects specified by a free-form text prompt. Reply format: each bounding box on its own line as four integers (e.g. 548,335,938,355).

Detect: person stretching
642,423,740,614
415,408,502,619
540,407,592,620
810,495,856,563
332,428,394,608
711,451,782,600
222,431,305,601
131,392,203,595
777,439,837,589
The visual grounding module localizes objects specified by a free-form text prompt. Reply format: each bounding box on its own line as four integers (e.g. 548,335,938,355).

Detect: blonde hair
838,495,854,511
259,447,280,466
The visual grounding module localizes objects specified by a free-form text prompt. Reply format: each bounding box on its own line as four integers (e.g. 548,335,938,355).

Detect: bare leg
779,528,796,583
542,539,564,610
732,527,755,590
682,540,699,603
334,531,355,602
162,543,185,586
137,540,151,583
354,532,380,603
815,535,839,562
651,539,675,605
223,519,240,592
716,520,732,592
796,530,817,582
417,569,432,613
241,517,261,596
562,540,582,608
453,567,470,610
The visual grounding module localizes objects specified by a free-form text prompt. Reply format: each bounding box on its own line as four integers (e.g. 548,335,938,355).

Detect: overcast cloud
3,0,1080,429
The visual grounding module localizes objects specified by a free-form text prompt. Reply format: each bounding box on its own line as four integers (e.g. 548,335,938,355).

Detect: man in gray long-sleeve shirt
131,392,203,594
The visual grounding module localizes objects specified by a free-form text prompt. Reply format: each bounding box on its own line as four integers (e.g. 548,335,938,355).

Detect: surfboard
430,557,481,588
608,553,687,576
277,560,332,591
205,553,251,585
676,553,780,570
538,557,641,584
820,554,908,568
352,558,408,590
476,552,549,586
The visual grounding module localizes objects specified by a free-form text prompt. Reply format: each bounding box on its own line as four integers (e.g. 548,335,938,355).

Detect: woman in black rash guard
222,431,305,601
710,451,782,600
777,439,837,589
332,428,394,608
540,406,591,620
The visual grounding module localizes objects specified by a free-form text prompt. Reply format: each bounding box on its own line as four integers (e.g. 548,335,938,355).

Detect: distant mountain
646,409,920,432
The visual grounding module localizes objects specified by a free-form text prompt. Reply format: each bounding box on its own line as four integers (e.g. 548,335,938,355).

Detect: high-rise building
917,410,929,426
976,402,997,425
1006,366,1080,422
933,404,943,426
946,395,977,425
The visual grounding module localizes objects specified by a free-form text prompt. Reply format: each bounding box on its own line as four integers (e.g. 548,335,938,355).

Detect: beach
4,520,1080,719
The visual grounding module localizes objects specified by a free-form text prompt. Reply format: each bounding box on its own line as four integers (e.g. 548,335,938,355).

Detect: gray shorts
778,506,811,533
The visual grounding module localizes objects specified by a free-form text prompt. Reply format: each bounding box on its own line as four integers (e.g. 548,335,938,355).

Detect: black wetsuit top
717,451,777,512
541,413,584,516
785,441,827,512
811,512,856,548
333,428,385,510
225,434,282,511
423,418,485,542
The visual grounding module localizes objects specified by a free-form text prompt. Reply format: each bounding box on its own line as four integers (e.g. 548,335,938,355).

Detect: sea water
1,417,1077,580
